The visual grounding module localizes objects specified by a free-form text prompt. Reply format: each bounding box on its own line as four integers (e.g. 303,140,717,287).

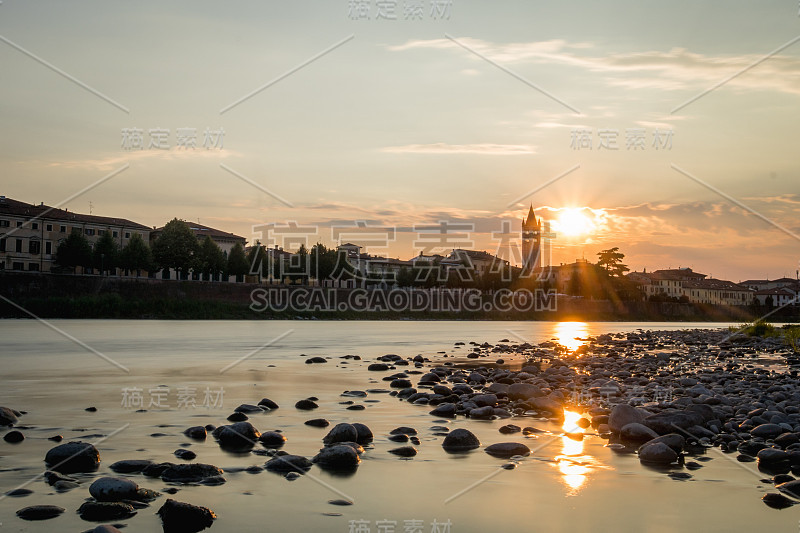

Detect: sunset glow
554,208,596,237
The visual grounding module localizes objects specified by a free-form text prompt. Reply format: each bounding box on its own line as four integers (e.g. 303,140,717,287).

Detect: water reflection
553,321,588,353
555,410,595,494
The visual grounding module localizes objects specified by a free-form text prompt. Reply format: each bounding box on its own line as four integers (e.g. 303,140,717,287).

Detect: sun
556,208,595,237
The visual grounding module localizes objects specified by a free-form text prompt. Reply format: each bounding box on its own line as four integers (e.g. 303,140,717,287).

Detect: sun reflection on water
553,321,588,353
556,410,594,493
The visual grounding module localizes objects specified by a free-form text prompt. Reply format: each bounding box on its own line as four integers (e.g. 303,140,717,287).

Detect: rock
161,464,224,484
295,399,319,410
484,442,531,458
608,404,646,433
472,394,498,407
419,372,441,383
323,423,358,445
0,406,18,426
184,426,207,440
93,526,124,533
174,449,196,460
226,412,248,422
777,479,800,498
110,459,153,473
213,422,260,448
143,462,175,478
368,363,390,371
752,424,785,440
507,383,542,400
157,498,216,533
77,501,136,521
89,477,140,501
499,424,521,434
642,411,703,434
391,379,413,388
4,430,24,443
429,403,457,418
313,445,361,469
265,454,313,474
259,431,287,447
305,418,330,428
390,426,417,436
762,492,796,509
646,434,686,454
469,406,495,419
388,446,417,457
305,356,328,364
45,441,100,473
5,488,33,497
54,480,79,492
758,448,790,465
531,396,562,415
442,429,480,452
258,398,279,410
620,423,659,442
352,423,374,443
389,434,409,443
16,505,64,520
638,442,679,464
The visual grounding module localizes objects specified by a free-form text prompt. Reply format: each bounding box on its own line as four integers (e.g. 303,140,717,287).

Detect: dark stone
5,488,33,497
234,404,265,413
638,442,679,464
352,423,374,444
174,449,197,460
16,505,64,521
388,434,409,443
313,445,361,469
77,501,136,521
306,356,328,364
259,431,287,447
184,426,207,440
499,424,521,434
45,441,100,473
226,412,248,422
265,454,313,474
161,463,224,484
89,477,140,501
390,426,417,436
305,418,330,428
429,403,457,418
368,363,390,371
389,446,417,457
143,462,175,478
4,430,24,443
323,423,358,445
157,498,216,533
0,406,19,426
762,492,796,509
295,399,319,410
258,398,279,410
213,422,260,449
751,424,785,440
484,442,531,458
442,429,480,452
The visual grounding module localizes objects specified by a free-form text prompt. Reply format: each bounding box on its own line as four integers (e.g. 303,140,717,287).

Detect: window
85,228,95,236
0,238,4,252
125,232,131,238
46,224,53,232
15,239,22,253
112,231,118,238
45,241,52,255
28,263,39,272
12,262,24,270
29,241,41,255
16,221,22,227
32,222,38,230
59,225,66,233
0,220,8,227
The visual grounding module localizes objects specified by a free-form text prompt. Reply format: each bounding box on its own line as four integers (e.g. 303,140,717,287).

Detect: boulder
608,404,646,433
0,406,18,426
751,424,784,440
352,423,374,444
484,442,531,458
507,383,542,400
89,477,140,501
77,501,136,521
45,441,100,473
213,422,260,448
265,454,312,474
313,445,361,469
160,464,224,484
16,505,64,521
620,423,659,442
259,431,287,447
442,429,480,452
110,460,153,474
157,498,216,533
323,423,358,445
638,442,679,464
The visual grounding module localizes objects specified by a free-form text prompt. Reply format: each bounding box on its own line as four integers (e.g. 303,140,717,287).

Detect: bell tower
521,205,541,273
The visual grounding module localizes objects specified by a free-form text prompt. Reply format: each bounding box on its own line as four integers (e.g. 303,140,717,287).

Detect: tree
93,231,119,275
227,242,249,281
55,229,93,273
309,243,337,282
597,247,630,277
246,241,269,280
151,219,200,278
396,266,413,288
198,236,226,281
120,233,154,275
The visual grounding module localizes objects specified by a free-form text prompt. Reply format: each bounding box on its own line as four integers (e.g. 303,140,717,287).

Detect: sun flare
555,208,596,237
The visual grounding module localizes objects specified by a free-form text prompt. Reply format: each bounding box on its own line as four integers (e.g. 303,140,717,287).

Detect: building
0,196,150,273
754,287,798,307
441,249,510,277
627,268,754,306
521,205,542,273
150,221,246,256
336,243,412,281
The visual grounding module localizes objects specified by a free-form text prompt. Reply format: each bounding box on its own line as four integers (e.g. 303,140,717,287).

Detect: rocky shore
3,327,800,530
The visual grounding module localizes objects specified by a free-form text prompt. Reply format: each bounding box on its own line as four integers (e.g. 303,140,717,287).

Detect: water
0,320,794,532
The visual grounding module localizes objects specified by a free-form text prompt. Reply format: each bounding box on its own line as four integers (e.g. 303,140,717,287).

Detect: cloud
45,149,242,172
388,38,800,96
381,143,536,155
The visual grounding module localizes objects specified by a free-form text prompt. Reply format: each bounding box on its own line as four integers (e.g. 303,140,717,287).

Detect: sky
1,0,799,281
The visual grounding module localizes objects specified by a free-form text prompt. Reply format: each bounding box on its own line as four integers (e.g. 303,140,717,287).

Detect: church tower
521,205,541,273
